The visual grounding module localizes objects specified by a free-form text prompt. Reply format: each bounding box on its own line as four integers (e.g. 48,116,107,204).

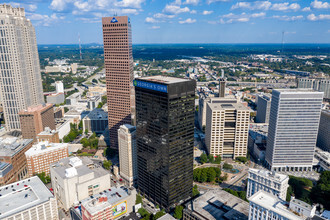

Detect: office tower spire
102,16,135,148
0,4,44,131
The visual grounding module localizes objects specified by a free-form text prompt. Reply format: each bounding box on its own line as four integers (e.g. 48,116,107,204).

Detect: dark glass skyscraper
135,76,196,209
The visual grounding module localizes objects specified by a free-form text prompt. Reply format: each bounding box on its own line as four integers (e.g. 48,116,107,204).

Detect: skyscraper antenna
78,33,82,61
281,31,285,54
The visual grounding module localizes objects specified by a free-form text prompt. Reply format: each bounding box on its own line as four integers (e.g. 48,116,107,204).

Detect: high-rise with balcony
135,76,195,209
102,16,135,148
205,102,250,158
0,4,44,131
265,89,323,171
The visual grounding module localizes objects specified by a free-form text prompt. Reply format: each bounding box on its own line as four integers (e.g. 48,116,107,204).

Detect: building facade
256,93,271,123
118,124,137,187
0,4,44,131
37,127,60,143
0,176,58,220
19,103,56,142
71,186,136,220
50,157,111,210
205,102,250,158
317,110,330,152
265,89,323,171
135,76,195,209
83,108,108,134
102,16,135,148
0,138,33,186
298,78,330,99
25,141,69,176
247,168,289,200
248,191,314,220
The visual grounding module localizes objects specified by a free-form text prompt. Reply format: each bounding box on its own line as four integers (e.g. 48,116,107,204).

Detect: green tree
84,129,89,135
200,153,207,164
173,205,184,219
207,167,216,182
223,163,233,170
200,170,208,182
236,157,248,164
103,160,112,170
138,208,149,218
214,155,222,164
153,211,166,220
36,172,51,184
92,78,98,83
136,194,143,204
192,185,200,197
208,155,214,163
311,171,330,209
64,107,69,113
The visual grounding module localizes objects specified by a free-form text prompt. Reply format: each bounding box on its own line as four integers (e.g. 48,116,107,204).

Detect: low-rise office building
247,168,289,200
83,108,108,134
0,138,33,186
248,191,315,220
37,127,60,143
50,157,111,210
183,189,249,220
46,92,65,105
25,141,69,176
0,176,58,220
70,186,136,220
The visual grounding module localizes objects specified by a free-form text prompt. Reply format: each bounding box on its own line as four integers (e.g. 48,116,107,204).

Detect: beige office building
0,4,44,131
118,124,137,187
205,102,250,158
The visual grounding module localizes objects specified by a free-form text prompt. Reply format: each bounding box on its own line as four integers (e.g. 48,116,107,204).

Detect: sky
3,0,330,44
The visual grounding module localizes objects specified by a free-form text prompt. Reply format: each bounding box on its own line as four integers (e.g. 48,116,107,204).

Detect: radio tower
78,33,82,60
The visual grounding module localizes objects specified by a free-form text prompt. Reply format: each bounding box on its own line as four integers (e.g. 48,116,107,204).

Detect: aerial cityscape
0,1,329,220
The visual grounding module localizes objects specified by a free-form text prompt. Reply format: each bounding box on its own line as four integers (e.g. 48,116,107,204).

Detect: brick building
37,127,60,143
19,103,56,142
25,141,69,176
0,138,33,186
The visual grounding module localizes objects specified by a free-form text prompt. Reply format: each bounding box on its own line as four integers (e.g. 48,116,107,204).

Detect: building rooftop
0,176,54,219
208,102,250,111
249,191,304,220
157,214,176,220
25,141,68,157
138,76,191,84
185,189,249,220
76,186,135,216
274,88,324,94
19,103,52,114
85,108,108,120
249,168,289,183
51,157,108,180
37,127,58,136
0,138,33,157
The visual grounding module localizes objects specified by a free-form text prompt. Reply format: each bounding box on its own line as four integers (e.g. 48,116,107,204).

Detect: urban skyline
0,0,329,44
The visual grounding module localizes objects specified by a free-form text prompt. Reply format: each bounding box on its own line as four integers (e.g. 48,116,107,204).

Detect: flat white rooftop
25,141,68,157
249,168,289,183
249,191,304,220
0,176,54,218
138,76,191,84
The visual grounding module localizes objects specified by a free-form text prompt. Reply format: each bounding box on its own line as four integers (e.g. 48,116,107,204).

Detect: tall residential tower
265,89,323,171
135,76,195,209
0,4,44,131
102,16,135,148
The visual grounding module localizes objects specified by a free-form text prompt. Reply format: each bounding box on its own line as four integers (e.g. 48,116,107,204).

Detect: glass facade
135,78,195,209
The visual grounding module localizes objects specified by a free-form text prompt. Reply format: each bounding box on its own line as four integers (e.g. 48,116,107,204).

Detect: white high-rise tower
0,4,44,131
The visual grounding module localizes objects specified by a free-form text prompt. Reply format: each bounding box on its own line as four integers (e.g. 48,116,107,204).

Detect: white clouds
26,12,65,26
273,15,303,21
310,0,330,9
271,3,300,11
163,4,190,14
49,0,72,11
190,10,197,14
115,0,145,8
231,1,300,11
207,0,230,4
145,17,158,23
183,0,199,5
149,26,160,29
231,1,272,10
8,2,38,12
154,13,175,19
179,18,196,24
307,13,330,21
219,12,265,24
302,7,311,12
202,10,213,15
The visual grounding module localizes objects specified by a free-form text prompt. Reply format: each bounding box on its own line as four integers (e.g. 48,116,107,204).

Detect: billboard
112,201,127,218
133,80,168,93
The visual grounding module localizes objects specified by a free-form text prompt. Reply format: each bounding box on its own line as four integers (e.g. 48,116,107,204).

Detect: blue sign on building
111,17,118,23
134,80,168,93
